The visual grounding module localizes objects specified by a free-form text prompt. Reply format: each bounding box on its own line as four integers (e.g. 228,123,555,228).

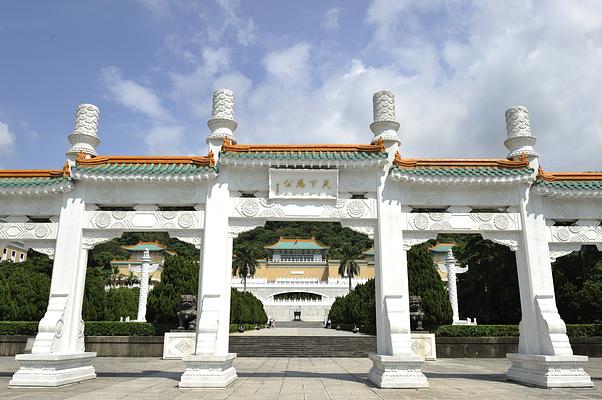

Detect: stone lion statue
177,294,197,330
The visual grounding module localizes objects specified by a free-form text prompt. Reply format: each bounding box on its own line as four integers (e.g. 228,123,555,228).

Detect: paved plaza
0,356,600,399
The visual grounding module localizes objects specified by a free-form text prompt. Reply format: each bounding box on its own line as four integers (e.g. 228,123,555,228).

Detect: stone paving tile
0,357,601,399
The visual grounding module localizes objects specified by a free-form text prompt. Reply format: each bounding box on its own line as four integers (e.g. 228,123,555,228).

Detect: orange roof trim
394,152,530,169
76,152,216,167
537,169,602,181
0,169,67,178
222,137,385,153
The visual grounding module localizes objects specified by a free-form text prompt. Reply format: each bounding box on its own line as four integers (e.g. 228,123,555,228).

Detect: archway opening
233,221,373,324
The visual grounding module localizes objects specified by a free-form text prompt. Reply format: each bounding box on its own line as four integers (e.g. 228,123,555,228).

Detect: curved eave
0,181,73,196
219,157,388,168
71,170,218,182
532,184,602,198
389,169,535,185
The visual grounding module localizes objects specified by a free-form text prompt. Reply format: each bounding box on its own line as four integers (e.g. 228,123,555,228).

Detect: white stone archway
2,89,598,389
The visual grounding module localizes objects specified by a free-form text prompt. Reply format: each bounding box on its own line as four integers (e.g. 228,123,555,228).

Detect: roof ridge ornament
370,90,401,147
66,103,101,162
504,106,538,165
207,89,237,149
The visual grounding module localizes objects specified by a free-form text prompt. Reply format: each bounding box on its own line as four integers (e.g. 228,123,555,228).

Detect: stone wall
1,335,601,357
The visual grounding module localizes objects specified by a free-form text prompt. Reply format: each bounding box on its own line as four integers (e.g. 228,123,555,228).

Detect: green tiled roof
221,150,387,161
73,163,216,175
0,176,71,188
392,165,534,177
430,244,454,253
123,243,167,252
265,238,329,250
534,179,602,190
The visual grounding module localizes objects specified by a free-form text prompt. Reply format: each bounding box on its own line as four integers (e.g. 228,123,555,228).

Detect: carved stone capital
228,218,266,238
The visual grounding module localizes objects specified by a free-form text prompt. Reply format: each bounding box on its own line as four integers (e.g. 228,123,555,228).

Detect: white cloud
322,8,339,31
145,125,186,154
0,121,15,155
263,43,312,85
203,0,257,47
101,66,172,121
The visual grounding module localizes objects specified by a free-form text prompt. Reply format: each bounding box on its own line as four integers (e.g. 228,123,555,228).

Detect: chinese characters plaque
269,168,338,199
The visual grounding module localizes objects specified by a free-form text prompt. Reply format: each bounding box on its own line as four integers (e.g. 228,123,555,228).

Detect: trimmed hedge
434,324,602,337
0,321,155,336
229,323,263,333
334,323,376,335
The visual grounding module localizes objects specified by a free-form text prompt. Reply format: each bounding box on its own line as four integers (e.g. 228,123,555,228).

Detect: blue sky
1,0,601,170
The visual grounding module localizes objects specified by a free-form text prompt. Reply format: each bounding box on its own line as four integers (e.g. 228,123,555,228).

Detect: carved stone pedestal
9,352,96,387
506,353,593,388
179,353,237,388
368,353,429,388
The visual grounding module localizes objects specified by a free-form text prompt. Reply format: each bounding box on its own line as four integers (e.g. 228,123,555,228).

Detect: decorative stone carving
404,213,520,233
177,295,198,331
86,211,201,231
370,90,400,144
340,220,376,239
228,219,266,238
67,103,101,159
0,223,58,240
548,225,602,246
81,230,122,250
207,89,237,143
548,243,583,262
480,232,520,251
403,231,437,250
504,106,537,160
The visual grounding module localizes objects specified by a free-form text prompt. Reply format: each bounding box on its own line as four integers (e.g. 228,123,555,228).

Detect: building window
11,250,16,261
19,253,25,261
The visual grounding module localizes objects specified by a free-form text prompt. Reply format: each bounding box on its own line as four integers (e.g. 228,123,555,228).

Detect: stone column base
506,353,593,388
9,352,97,387
368,353,429,388
179,353,237,388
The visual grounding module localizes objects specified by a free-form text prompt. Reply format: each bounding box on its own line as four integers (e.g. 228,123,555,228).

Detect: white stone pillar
136,249,152,322
179,167,236,388
10,184,96,387
445,250,459,323
506,188,592,387
368,90,428,388
206,89,237,156
66,104,101,163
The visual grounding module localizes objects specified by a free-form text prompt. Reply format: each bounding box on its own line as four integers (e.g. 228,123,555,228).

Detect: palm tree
338,243,362,292
232,245,259,292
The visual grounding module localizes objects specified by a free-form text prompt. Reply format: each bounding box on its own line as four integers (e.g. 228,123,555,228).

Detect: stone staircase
229,335,377,357
273,321,324,328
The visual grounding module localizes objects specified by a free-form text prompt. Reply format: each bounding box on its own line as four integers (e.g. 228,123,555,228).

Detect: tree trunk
243,274,247,292
348,272,352,292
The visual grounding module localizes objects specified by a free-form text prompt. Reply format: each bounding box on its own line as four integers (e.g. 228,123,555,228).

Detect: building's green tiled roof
0,176,71,188
73,163,215,175
430,244,454,253
123,242,167,252
392,165,533,177
265,237,329,250
220,142,388,162
534,179,602,190
221,150,387,161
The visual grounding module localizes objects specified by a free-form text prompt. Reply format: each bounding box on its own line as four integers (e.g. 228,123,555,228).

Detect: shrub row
0,321,155,336
333,323,376,335
229,323,263,333
433,324,602,337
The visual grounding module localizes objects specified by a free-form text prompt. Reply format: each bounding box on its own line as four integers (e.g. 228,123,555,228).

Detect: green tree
0,263,51,320
146,255,198,324
452,235,521,324
232,245,259,292
338,243,361,291
407,243,452,327
552,245,602,323
82,268,108,320
105,287,140,321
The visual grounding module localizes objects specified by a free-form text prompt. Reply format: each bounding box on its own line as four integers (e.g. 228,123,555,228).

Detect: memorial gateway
2,89,599,389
